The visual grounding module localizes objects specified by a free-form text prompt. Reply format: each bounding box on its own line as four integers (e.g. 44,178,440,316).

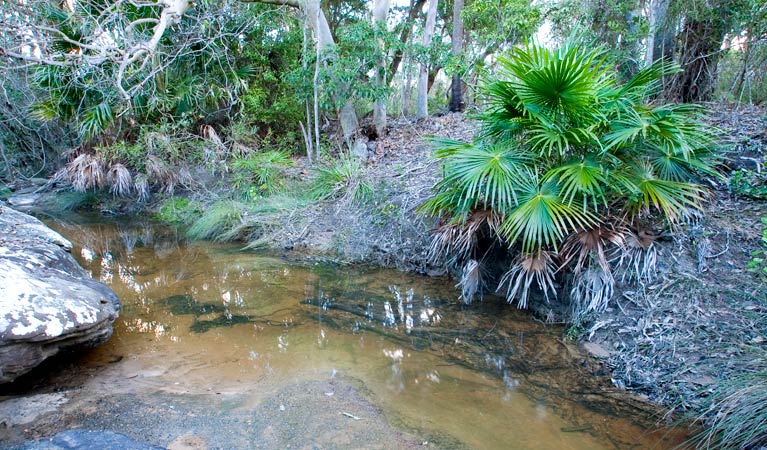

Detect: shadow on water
32,211,689,450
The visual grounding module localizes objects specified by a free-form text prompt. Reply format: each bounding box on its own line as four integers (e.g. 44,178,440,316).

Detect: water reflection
42,214,685,450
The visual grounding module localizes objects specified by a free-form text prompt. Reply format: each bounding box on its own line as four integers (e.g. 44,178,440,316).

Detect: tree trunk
672,18,727,102
645,0,671,65
387,0,427,85
303,0,363,152
449,0,464,112
416,0,438,120
372,0,390,137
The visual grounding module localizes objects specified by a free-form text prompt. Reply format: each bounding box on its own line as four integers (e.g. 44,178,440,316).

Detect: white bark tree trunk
645,0,671,65
372,0,390,137
416,0,438,120
305,0,362,152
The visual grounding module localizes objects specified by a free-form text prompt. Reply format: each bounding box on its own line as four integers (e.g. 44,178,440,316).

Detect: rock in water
19,430,163,450
0,204,120,383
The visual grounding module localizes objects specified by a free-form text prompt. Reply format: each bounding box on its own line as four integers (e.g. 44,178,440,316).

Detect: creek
5,213,688,449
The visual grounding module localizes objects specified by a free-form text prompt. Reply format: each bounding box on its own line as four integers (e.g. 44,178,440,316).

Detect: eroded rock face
0,204,120,383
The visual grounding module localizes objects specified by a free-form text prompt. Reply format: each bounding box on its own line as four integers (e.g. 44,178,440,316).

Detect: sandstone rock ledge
0,204,120,383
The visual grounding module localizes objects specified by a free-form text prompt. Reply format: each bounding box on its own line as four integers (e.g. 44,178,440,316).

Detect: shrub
420,40,720,313
155,197,202,225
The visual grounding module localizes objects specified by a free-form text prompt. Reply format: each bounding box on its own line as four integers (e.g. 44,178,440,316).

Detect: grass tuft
309,156,373,204
187,200,249,241
692,366,767,450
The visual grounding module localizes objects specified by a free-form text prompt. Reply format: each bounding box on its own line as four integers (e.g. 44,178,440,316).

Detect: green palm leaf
499,175,595,252
545,157,608,210
435,141,531,215
623,163,705,222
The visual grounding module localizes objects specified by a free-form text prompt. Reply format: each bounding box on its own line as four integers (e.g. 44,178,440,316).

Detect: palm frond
435,141,531,215
499,176,596,253
569,264,615,324
66,153,105,192
427,209,502,264
80,102,115,139
457,259,487,304
559,221,627,274
624,163,706,222
497,251,558,308
613,230,659,282
545,157,608,210
106,163,132,197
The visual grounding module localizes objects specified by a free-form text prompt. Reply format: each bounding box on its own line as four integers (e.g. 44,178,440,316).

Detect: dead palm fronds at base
66,153,105,192
457,259,487,304
498,251,558,309
107,163,132,197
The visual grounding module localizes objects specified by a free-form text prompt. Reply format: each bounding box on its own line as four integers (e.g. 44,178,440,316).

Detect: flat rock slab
0,204,120,383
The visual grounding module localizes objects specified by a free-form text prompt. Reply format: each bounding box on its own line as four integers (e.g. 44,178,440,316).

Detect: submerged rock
17,430,163,450
0,204,120,383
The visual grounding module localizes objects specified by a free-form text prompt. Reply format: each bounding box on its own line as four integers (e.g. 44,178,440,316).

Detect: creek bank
0,204,120,383
1,371,431,449
5,106,766,430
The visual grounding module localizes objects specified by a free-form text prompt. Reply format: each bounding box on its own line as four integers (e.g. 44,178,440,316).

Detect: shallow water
41,214,684,450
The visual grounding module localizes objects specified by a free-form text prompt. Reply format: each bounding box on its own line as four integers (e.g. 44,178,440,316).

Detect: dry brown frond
106,163,132,197
145,155,178,196
497,251,558,308
560,221,628,274
569,265,615,323
67,153,105,192
614,230,659,282
61,147,80,163
134,173,150,203
200,124,228,155
457,259,487,304
428,209,502,264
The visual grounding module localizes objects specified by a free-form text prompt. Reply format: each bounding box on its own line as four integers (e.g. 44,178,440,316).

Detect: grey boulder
0,204,120,383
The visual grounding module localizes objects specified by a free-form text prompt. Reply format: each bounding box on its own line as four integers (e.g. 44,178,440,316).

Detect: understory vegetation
1,0,766,446
420,41,719,322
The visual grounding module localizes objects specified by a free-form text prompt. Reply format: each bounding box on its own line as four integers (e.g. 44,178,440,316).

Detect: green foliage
730,167,767,199
309,156,373,204
421,40,720,307
155,197,202,225
186,200,249,242
0,187,12,201
747,217,767,280
232,150,294,196
96,141,146,171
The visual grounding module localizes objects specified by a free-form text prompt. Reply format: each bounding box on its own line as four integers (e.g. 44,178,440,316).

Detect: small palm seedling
420,40,720,317
232,150,294,196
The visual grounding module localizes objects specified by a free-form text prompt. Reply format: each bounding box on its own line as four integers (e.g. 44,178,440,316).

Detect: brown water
41,214,684,450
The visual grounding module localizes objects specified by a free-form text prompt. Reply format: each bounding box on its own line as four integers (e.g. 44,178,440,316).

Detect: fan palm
421,39,719,313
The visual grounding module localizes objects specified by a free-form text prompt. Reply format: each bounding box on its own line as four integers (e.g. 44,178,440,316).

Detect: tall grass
186,200,249,241
309,156,373,204
692,367,767,449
